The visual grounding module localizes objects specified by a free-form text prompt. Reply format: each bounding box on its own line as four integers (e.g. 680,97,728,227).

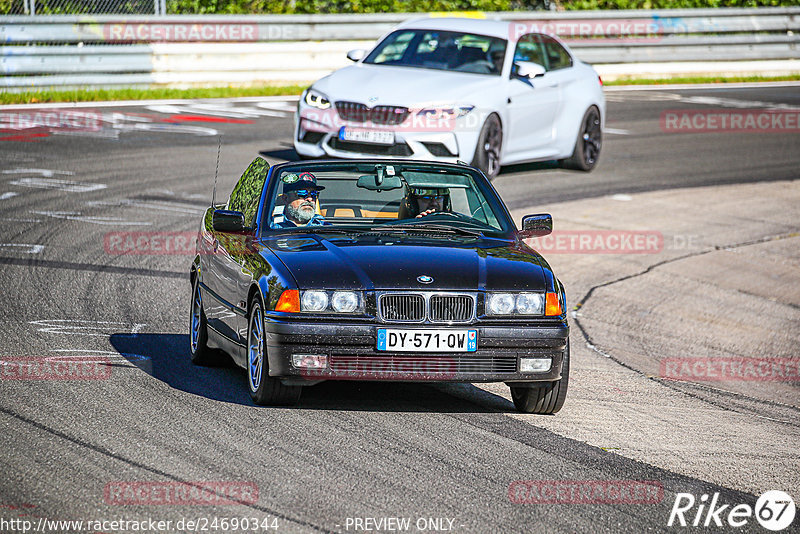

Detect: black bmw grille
379,293,475,323
430,295,473,322
380,294,425,322
335,101,409,125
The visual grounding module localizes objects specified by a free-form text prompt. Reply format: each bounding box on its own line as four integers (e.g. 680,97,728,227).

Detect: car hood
261,234,546,291
312,64,501,107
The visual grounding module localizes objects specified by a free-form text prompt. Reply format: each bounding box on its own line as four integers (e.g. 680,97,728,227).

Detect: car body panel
191,158,569,398
293,17,605,171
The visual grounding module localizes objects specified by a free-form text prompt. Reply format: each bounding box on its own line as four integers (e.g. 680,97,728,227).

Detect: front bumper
293,115,480,163
264,319,568,385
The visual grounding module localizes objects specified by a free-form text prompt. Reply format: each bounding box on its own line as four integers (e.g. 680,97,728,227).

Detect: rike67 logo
668,490,795,531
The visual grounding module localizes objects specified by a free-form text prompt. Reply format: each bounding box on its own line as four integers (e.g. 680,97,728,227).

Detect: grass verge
603,74,800,86
2,74,799,104
0,85,308,105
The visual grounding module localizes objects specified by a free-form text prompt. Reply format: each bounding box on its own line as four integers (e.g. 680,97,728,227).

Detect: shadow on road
109,332,514,413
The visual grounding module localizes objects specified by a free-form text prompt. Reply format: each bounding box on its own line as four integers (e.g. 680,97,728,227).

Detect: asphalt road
0,85,798,534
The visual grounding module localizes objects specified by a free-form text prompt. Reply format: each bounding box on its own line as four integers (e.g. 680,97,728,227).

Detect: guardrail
2,8,799,90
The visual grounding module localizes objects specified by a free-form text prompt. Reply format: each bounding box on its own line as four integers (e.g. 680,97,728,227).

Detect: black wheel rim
190,282,201,353
581,109,601,165
483,118,502,177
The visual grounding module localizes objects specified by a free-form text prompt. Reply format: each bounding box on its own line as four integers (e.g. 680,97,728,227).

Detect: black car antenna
211,133,221,208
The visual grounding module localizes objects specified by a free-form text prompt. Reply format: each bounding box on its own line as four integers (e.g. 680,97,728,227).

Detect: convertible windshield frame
363,29,508,76
258,160,517,239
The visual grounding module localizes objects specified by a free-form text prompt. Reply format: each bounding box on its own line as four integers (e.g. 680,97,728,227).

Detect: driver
399,187,452,218
275,172,327,228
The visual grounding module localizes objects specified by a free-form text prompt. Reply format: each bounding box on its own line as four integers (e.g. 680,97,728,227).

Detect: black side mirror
520,214,552,237
213,209,247,233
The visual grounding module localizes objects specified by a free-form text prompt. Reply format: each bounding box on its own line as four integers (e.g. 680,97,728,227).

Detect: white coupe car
293,17,605,179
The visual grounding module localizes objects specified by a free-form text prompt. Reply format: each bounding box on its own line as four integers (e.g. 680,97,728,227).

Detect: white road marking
0,243,44,254
50,129,121,139
611,194,633,201
10,177,106,193
29,319,147,336
604,128,630,135
0,94,300,111
47,349,151,364
255,101,296,112
86,199,204,215
0,192,18,200
2,168,73,178
31,210,151,226
604,81,800,92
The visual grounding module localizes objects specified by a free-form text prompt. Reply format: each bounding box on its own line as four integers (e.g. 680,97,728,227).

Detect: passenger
398,187,452,219
275,172,327,227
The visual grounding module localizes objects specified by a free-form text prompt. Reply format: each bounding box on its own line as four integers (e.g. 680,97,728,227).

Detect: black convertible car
190,157,569,413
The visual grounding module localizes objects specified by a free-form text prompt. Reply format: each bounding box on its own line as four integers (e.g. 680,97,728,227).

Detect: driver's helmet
399,186,452,218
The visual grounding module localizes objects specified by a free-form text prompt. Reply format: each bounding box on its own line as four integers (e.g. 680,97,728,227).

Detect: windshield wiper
373,223,483,237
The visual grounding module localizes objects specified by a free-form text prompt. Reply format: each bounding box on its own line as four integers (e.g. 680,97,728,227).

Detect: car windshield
364,29,507,76
263,162,513,237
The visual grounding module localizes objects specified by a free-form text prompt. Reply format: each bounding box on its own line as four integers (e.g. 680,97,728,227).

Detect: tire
247,296,302,406
190,276,222,366
510,340,570,414
560,106,601,172
471,113,502,180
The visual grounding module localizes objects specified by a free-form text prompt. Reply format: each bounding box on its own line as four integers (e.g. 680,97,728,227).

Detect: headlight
487,293,515,315
299,290,363,314
331,291,359,313
304,89,331,110
301,290,328,312
487,292,550,315
416,105,474,119
516,293,544,315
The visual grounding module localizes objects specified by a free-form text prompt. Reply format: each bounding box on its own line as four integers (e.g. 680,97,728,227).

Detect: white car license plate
377,329,477,352
339,127,394,145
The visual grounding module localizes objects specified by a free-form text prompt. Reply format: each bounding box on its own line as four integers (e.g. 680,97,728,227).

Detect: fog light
520,357,551,373
292,354,328,369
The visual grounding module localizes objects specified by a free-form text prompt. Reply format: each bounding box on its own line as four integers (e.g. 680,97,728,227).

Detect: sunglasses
291,189,320,199
418,195,445,200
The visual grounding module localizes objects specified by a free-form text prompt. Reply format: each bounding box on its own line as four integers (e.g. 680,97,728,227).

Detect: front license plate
377,329,477,352
339,126,394,145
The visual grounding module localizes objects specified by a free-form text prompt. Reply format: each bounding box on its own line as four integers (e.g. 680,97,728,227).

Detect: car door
205,158,269,349
504,33,561,158
537,35,579,140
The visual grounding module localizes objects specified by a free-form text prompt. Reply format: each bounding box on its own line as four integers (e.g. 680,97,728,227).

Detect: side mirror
514,61,546,79
213,209,247,233
520,214,552,237
346,49,367,62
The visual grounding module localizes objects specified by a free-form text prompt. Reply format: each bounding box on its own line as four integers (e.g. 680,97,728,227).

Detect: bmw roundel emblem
417,275,434,284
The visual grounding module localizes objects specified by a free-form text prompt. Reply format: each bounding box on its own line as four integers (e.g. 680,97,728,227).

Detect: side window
541,35,573,71
512,33,546,72
228,157,269,226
